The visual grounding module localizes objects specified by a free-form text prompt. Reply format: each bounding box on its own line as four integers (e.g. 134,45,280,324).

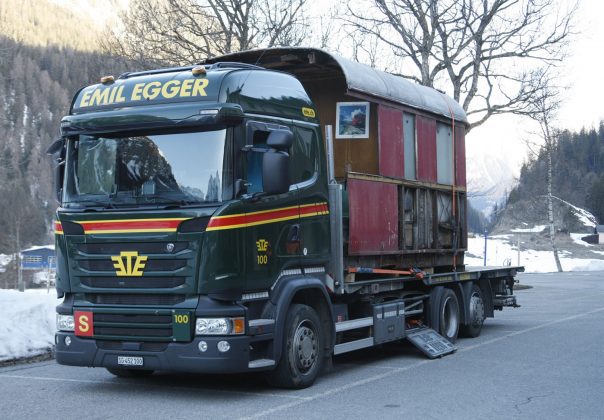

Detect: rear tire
266,304,324,389
460,284,485,338
106,368,154,378
438,288,460,343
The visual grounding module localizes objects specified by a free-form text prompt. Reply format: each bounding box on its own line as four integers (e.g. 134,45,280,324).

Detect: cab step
406,327,456,359
248,359,275,369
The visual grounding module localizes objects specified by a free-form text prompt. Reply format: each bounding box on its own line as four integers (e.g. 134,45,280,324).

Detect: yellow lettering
131,83,144,101
115,85,126,102
143,81,162,100
78,315,90,333
90,88,110,106
80,90,92,107
109,86,119,104
161,80,181,99
192,78,209,96
179,79,194,97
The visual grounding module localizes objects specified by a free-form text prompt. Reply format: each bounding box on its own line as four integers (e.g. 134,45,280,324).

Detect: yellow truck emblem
256,239,269,252
111,251,148,277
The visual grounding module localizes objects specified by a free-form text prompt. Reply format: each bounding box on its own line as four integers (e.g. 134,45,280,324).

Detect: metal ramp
406,327,456,359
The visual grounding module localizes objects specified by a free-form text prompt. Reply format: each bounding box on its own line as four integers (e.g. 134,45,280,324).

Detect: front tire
266,304,324,389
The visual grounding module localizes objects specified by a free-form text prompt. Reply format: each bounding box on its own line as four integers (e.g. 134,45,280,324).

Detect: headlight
56,314,74,332
195,317,244,335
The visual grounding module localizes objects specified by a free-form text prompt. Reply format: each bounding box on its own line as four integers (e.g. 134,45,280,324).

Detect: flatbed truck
49,47,522,388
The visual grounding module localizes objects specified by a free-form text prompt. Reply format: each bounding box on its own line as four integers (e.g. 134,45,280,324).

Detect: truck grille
89,311,190,342
80,277,186,289
71,240,196,299
84,293,185,306
76,242,188,254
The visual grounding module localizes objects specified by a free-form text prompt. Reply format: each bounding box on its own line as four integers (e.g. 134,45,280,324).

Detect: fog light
198,340,208,352
217,340,230,353
55,335,59,345
64,336,71,347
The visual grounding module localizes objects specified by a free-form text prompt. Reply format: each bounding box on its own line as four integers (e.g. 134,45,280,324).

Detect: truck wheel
266,304,324,389
438,288,460,343
106,368,154,378
460,284,485,338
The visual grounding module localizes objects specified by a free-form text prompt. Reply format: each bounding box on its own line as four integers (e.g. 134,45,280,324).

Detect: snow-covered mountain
466,152,517,215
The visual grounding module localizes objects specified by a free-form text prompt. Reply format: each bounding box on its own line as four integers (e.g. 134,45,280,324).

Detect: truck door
243,121,301,292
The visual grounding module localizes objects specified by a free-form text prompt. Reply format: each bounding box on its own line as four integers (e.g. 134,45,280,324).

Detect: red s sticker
74,311,94,337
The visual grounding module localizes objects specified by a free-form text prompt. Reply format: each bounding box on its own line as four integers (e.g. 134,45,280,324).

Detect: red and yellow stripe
55,217,189,234
54,202,329,235
206,202,329,232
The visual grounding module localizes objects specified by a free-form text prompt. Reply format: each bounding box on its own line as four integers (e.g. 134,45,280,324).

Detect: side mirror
266,129,293,151
46,138,65,155
47,138,66,203
262,151,290,195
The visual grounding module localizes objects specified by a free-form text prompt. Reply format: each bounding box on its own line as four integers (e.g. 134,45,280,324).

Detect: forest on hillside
0,36,136,253
506,123,604,224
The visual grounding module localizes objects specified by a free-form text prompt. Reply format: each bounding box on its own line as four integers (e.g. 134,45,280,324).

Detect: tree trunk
17,226,24,292
547,148,563,272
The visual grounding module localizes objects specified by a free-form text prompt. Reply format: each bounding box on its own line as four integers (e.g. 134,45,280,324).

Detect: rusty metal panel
348,178,399,254
455,126,466,187
416,116,437,182
378,105,404,178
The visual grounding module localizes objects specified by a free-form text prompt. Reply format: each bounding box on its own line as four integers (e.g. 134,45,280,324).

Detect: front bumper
55,332,252,373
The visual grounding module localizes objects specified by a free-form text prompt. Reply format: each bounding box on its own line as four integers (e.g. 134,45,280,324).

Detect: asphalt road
1,272,603,419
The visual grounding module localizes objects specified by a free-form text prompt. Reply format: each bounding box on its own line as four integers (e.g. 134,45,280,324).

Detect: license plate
117,356,143,367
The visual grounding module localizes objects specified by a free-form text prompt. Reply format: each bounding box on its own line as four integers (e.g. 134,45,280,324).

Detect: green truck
49,48,522,388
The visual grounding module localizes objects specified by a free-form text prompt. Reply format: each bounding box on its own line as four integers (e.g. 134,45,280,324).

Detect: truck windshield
63,129,230,208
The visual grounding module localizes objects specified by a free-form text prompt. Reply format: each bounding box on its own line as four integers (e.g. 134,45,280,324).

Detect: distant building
20,245,56,271
598,226,604,244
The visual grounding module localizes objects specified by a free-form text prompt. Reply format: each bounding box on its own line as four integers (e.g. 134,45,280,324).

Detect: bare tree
526,76,564,272
343,0,576,130
102,0,310,68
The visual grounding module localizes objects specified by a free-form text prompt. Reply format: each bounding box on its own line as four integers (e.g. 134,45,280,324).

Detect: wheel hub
293,321,318,373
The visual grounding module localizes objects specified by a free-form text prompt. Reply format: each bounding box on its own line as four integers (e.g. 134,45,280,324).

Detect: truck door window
246,130,269,193
245,121,291,194
291,126,318,185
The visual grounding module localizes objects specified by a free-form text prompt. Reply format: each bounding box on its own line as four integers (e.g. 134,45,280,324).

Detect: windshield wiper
140,195,199,208
64,199,118,210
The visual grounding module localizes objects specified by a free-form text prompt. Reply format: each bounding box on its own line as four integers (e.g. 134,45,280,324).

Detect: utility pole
483,229,487,267
17,229,24,292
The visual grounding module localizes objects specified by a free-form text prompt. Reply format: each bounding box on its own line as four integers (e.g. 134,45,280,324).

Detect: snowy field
0,289,58,362
466,234,604,272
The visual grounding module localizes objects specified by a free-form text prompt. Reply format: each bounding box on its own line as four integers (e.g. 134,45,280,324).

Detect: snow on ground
570,233,594,247
0,289,58,362
511,225,546,233
466,235,604,273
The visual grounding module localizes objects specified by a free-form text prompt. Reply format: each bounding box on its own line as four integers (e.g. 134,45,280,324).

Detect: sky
467,0,604,183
